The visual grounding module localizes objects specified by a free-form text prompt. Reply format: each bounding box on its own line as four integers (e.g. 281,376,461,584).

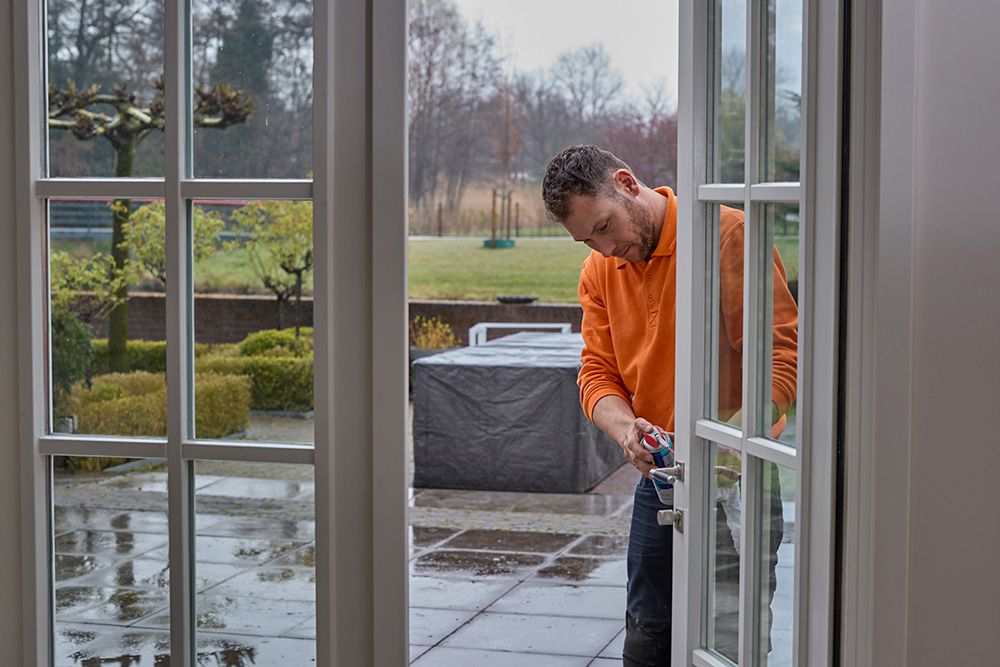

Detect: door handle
657,508,684,533
651,460,684,484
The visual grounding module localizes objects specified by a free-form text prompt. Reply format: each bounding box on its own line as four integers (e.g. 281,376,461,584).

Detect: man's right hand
591,395,658,478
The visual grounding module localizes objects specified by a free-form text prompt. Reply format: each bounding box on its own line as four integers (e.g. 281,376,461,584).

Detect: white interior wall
0,0,25,662
903,1,1000,662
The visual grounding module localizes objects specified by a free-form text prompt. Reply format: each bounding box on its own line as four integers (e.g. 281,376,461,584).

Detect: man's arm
591,395,658,478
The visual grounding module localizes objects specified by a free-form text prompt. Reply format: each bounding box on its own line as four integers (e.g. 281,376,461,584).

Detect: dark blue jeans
624,472,784,666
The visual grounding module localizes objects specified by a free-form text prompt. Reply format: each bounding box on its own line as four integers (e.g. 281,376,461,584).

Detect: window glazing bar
697,183,745,202
36,178,165,199
182,441,314,465
38,437,167,459
750,182,802,203
180,179,312,200
747,436,798,470
694,419,743,452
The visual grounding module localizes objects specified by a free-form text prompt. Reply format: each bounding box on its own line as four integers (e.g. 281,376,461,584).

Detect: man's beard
619,193,657,261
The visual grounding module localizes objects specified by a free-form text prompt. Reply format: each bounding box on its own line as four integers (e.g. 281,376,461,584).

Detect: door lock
657,508,684,533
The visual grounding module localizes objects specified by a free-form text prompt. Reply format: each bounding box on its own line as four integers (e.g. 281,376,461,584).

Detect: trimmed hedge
239,327,314,357
91,339,224,375
196,355,313,412
67,371,251,439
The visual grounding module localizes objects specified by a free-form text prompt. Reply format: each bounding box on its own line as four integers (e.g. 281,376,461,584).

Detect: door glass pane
755,459,794,666
706,203,746,427
50,199,168,439
761,0,802,183
46,0,166,178
709,0,747,183
191,0,314,179
192,199,314,444
705,441,741,663
189,461,317,663
53,456,171,664
764,203,798,447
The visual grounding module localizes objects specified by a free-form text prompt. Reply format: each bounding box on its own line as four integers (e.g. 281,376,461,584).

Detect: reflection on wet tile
142,595,314,636
197,476,314,501
512,493,631,516
413,550,546,578
410,607,477,646
177,535,306,565
442,611,622,657
68,558,246,592
60,628,170,667
55,554,115,582
197,516,316,541
55,529,169,558
411,646,591,667
486,582,625,619
442,529,578,553
56,585,168,623
54,507,170,534
209,566,315,602
533,557,627,586
412,489,525,511
410,575,518,611
197,632,316,665
53,622,103,666
568,534,630,557
411,525,459,549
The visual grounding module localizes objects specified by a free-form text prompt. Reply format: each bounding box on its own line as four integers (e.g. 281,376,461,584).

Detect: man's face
561,190,658,263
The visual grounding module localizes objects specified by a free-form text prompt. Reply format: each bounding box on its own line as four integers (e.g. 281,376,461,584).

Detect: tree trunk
107,140,135,373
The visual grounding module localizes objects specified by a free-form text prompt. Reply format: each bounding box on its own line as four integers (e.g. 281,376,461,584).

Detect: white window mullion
164,0,194,664
15,0,50,662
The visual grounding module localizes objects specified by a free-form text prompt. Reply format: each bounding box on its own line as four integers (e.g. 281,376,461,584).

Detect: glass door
672,1,839,665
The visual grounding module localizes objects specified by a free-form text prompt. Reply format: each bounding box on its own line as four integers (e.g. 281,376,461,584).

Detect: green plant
409,316,458,350
91,339,167,375
196,355,313,412
238,327,314,357
50,301,94,408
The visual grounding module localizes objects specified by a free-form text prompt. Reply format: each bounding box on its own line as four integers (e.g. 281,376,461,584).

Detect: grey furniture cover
411,331,622,493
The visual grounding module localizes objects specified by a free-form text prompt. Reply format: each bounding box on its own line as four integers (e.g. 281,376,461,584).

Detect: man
542,145,797,665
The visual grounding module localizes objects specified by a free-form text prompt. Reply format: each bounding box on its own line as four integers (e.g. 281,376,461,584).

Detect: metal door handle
657,508,684,533
651,461,685,484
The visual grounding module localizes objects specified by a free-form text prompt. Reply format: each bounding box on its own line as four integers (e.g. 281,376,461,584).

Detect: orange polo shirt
577,187,798,433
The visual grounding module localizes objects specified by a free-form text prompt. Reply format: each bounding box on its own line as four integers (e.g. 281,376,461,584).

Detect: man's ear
613,169,639,197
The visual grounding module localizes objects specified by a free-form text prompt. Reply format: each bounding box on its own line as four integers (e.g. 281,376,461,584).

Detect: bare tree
550,43,625,126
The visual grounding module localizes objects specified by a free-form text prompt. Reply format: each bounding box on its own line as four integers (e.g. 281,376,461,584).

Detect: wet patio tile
55,529,169,559
411,525,459,549
410,575,518,611
53,622,103,667
568,534,630,557
411,488,525,511
140,595,314,636
600,627,626,657
282,615,316,639
85,472,224,495
55,585,168,624
268,544,315,568
55,628,170,667
197,515,316,541
197,476,314,501
146,535,307,566
511,493,632,516
411,646,591,666
412,550,546,578
54,507,169,534
55,554,116,582
411,644,432,662
485,581,625,619
441,529,578,553
69,558,245,592
592,658,624,666
532,556,628,586
208,565,316,602
199,634,316,664
441,611,622,657
409,607,477,646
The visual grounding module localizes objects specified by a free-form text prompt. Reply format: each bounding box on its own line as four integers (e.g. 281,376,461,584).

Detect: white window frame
14,0,409,664
673,0,841,665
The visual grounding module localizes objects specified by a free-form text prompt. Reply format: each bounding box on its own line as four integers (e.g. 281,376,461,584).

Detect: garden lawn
408,238,592,303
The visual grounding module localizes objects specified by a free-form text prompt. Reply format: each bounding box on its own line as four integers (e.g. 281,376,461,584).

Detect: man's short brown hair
542,145,634,222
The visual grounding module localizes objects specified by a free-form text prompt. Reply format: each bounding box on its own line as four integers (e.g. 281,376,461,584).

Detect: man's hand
590,395,664,479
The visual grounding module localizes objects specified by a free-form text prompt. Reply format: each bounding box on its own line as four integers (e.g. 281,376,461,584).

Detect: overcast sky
452,0,680,107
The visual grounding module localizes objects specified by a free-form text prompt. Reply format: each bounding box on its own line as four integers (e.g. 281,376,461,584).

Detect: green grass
408,238,592,303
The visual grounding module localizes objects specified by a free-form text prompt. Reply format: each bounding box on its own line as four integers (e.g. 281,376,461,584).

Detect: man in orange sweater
542,145,797,665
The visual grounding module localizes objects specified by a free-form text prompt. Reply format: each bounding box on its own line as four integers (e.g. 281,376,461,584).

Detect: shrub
91,339,167,375
196,355,313,412
238,327,314,357
51,303,93,405
66,371,251,439
410,316,457,350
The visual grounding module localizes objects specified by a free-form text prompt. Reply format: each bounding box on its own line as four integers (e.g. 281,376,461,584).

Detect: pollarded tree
227,200,313,333
48,77,253,372
123,201,227,289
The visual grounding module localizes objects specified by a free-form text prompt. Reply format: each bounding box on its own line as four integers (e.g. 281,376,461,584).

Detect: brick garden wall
92,293,583,346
